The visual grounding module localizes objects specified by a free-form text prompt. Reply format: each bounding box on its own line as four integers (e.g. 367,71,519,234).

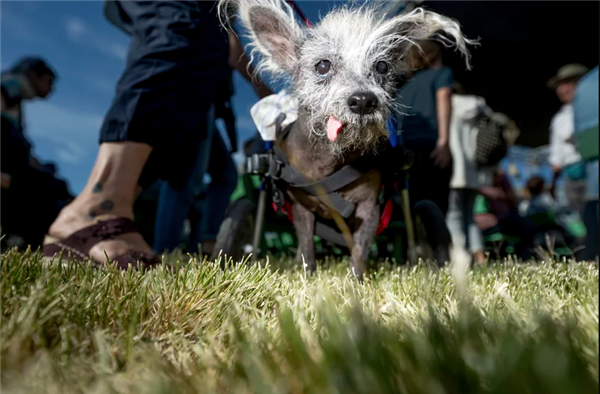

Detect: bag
474,113,507,167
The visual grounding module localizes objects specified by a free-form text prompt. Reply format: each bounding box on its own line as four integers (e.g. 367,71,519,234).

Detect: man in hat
547,63,590,215
572,66,599,260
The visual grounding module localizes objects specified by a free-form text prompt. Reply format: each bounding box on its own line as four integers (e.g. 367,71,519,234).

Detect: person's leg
152,106,216,254
46,2,229,265
497,212,537,260
406,141,452,216
20,169,65,249
446,189,467,252
464,189,485,264
433,164,453,217
565,178,587,215
189,130,238,256
581,200,599,261
406,142,434,210
48,142,154,262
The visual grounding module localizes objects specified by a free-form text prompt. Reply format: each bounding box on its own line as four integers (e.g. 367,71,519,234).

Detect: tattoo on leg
100,200,114,211
92,182,103,193
84,200,114,221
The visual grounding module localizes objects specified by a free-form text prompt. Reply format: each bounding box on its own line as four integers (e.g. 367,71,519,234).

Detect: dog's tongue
327,116,343,141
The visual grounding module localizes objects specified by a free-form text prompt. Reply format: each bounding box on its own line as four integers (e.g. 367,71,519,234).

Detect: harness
262,113,397,247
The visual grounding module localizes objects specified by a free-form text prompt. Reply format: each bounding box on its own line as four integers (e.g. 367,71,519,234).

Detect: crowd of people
1,58,74,250
1,1,598,266
390,35,598,263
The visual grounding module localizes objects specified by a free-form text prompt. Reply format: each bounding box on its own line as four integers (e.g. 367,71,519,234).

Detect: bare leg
292,203,316,273
350,201,380,281
473,250,486,266
48,142,153,262
202,240,215,256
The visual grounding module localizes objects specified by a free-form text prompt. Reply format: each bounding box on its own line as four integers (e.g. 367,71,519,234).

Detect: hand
565,136,575,145
430,141,451,168
480,186,505,200
1,173,12,189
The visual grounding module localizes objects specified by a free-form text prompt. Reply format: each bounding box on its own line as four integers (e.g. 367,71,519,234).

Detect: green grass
1,249,598,394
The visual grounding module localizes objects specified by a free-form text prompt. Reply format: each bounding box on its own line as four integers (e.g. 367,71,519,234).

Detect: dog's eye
375,61,388,74
316,60,332,75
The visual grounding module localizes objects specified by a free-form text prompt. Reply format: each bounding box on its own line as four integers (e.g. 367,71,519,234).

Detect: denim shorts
99,1,230,190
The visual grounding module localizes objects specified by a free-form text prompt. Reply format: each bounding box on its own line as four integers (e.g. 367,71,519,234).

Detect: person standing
44,1,236,267
152,17,273,256
395,40,453,216
547,64,589,214
1,57,72,250
445,83,495,265
572,66,599,261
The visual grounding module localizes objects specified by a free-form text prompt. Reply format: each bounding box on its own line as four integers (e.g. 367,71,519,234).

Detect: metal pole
251,182,267,262
401,179,418,264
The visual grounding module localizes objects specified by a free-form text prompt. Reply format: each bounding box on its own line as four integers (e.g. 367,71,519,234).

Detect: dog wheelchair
212,116,452,267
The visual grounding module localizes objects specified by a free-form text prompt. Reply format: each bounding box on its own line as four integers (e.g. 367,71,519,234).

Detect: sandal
43,218,161,270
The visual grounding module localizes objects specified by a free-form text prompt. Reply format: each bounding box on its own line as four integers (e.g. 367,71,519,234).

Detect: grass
1,249,598,394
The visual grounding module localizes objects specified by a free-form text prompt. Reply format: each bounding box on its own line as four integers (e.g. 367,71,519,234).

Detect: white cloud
64,17,87,42
83,77,116,95
97,42,128,61
63,15,128,61
56,140,87,164
56,147,82,164
0,6,45,43
26,101,103,164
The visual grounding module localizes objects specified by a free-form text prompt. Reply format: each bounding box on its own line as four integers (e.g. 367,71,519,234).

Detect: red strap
272,201,294,223
376,199,393,236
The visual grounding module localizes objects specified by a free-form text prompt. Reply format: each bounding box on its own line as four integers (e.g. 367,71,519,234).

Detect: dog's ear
387,8,478,71
219,0,305,74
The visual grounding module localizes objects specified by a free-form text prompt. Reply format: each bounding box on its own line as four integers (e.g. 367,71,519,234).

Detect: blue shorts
99,1,230,190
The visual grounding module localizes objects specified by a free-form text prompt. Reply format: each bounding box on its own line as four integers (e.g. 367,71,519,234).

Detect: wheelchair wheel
212,198,256,266
413,200,452,267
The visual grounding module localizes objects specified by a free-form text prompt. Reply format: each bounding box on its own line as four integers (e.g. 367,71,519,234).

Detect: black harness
257,114,402,246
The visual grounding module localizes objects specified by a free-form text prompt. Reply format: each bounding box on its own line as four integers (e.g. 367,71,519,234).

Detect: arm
435,87,452,146
547,117,563,198
479,185,506,201
430,86,452,168
503,179,519,208
228,30,273,99
1,173,11,189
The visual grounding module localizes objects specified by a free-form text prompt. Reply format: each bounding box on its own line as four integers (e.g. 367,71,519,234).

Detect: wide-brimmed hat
547,64,589,89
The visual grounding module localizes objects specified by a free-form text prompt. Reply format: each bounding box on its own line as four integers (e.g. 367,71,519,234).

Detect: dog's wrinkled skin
219,0,476,280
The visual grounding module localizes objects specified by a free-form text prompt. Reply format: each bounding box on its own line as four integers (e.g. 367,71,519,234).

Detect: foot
46,141,156,265
473,250,486,266
201,240,215,257
47,198,153,265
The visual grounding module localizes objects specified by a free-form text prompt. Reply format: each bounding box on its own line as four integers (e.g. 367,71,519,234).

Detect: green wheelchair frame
227,172,411,263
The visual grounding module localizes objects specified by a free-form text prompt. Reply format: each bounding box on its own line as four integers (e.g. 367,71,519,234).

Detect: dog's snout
347,91,378,115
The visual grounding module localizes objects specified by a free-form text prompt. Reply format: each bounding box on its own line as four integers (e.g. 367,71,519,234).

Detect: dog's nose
347,91,378,115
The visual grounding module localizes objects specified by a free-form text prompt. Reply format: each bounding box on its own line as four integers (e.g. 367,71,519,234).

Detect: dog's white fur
219,0,477,154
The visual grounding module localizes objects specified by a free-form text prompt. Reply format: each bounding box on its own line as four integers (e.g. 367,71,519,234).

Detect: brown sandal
43,218,161,270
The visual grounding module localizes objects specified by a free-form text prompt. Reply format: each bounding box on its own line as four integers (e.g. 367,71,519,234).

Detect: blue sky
1,1,366,194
